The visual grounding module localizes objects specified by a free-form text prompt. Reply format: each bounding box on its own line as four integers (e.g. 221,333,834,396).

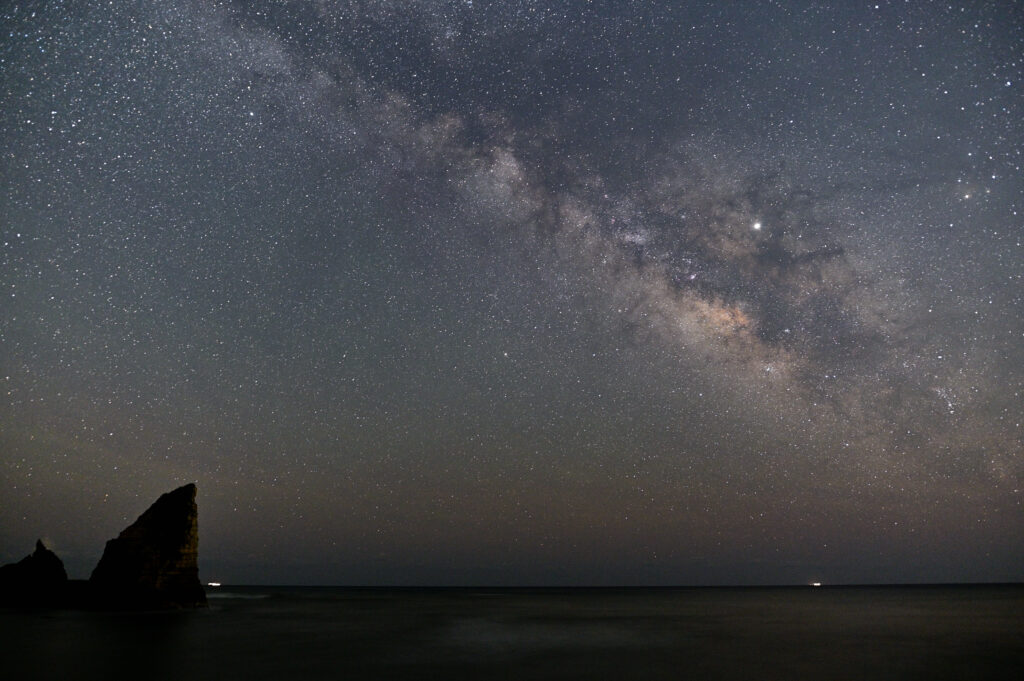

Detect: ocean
2,585,1021,680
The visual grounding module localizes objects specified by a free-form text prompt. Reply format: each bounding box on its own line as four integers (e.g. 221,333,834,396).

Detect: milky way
2,1,1022,584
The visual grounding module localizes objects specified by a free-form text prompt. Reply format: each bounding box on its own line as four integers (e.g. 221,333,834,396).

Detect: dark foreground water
2,585,1022,680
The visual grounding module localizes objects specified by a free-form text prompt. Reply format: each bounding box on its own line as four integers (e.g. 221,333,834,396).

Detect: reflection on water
2,586,1022,680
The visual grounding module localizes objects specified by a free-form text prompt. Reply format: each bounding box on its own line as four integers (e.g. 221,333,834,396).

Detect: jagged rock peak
31,540,67,575
90,483,207,608
0,539,68,606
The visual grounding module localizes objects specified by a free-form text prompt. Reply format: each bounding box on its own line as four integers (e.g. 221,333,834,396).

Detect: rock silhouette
0,540,68,606
0,484,207,609
90,483,207,608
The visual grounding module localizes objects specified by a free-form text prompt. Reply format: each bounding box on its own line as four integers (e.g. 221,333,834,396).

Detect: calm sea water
2,585,1022,680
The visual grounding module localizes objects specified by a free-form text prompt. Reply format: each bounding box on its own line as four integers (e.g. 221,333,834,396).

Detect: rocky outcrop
90,483,207,608
0,484,207,609
0,540,68,606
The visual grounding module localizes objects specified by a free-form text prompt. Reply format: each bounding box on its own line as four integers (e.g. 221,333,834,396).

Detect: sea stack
0,540,68,606
90,483,207,608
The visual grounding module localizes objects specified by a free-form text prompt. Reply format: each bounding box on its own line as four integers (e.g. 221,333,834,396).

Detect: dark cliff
90,483,207,608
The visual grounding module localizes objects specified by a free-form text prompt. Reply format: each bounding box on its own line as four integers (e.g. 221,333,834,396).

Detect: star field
1,1,1022,585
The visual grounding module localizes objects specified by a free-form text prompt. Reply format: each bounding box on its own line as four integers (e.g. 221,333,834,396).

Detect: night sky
2,1,1022,586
